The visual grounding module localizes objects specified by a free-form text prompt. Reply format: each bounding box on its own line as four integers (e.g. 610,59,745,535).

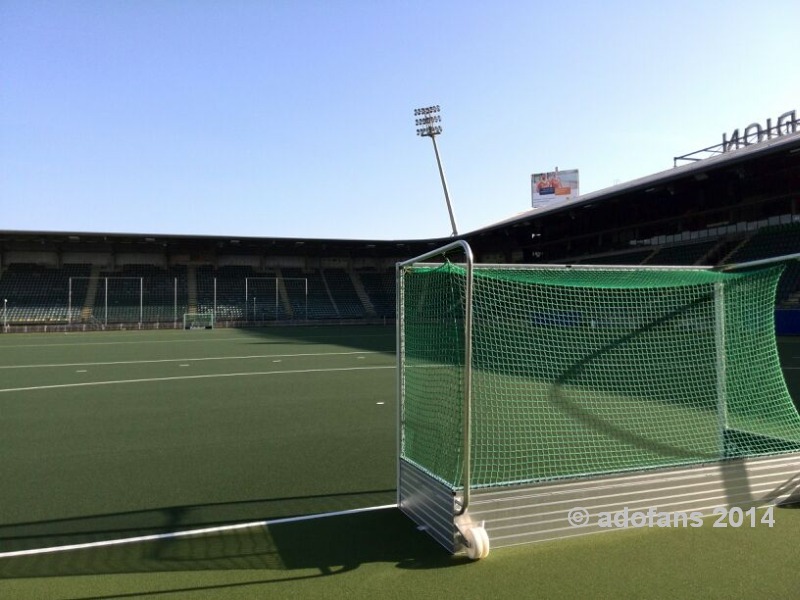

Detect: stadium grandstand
1,125,799,333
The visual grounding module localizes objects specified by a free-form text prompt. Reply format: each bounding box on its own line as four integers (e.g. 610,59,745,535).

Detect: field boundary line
0,332,392,349
0,351,382,370
0,365,395,394
0,337,253,349
0,504,398,559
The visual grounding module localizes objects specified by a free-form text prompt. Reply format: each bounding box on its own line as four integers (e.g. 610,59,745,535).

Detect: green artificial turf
1,505,798,599
0,327,397,547
1,327,798,599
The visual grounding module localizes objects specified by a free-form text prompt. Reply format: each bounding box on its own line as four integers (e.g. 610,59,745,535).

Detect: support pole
414,105,459,237
429,134,458,237
714,282,728,457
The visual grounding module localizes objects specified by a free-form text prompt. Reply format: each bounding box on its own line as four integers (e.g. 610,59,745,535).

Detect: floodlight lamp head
414,105,443,137
417,125,442,137
414,105,440,116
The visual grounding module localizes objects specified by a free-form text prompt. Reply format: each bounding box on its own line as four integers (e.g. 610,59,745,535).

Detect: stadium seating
88,265,188,324
1,220,796,326
0,263,91,324
776,263,800,307
645,240,719,265
726,223,800,264
725,223,800,306
280,267,337,320
197,265,252,321
357,269,395,318
323,269,366,319
574,249,655,265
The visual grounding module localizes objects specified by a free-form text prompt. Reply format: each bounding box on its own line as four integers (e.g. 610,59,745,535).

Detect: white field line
0,365,395,394
0,351,381,370
0,332,390,349
0,503,398,559
0,337,253,349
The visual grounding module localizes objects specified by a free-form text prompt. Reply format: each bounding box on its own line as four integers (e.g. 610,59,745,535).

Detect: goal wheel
462,524,490,560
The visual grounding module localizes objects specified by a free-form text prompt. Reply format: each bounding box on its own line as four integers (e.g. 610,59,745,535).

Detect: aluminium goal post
183,312,214,330
397,242,800,555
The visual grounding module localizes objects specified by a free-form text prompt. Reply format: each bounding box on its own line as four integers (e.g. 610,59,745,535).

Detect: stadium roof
0,228,448,259
478,128,800,234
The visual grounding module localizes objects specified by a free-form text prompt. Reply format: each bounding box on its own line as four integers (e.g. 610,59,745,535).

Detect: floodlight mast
415,105,459,237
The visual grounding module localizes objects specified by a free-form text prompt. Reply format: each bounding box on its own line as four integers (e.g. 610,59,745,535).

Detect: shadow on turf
0,507,469,596
234,323,396,354
0,489,396,553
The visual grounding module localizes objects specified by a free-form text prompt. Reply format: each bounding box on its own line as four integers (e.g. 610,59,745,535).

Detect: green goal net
399,260,800,491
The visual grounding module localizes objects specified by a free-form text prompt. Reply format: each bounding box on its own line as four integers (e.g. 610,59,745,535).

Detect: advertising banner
532,168,579,208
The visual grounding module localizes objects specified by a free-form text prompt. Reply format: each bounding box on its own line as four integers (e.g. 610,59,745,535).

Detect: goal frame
396,242,719,515
396,241,800,557
183,312,215,330
397,240,476,514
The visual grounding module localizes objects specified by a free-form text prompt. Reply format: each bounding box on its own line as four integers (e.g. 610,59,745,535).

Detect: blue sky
2,1,798,240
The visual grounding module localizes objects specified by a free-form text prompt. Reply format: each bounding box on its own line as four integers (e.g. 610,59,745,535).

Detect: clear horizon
2,1,798,240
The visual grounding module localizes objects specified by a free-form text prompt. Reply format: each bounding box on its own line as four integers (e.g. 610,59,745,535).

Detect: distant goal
183,312,215,330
